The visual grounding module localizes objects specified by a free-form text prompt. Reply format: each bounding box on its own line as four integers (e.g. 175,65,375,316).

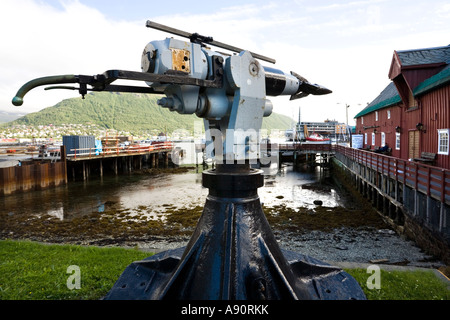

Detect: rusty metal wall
0,161,67,195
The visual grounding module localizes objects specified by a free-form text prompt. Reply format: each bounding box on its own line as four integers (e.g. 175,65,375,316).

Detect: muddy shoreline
0,166,444,268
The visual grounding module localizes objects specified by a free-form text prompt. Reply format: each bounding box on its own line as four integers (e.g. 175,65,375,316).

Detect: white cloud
1,0,449,128
1,0,148,113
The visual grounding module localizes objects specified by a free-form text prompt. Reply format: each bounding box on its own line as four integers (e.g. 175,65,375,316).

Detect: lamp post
337,103,361,146
337,103,350,144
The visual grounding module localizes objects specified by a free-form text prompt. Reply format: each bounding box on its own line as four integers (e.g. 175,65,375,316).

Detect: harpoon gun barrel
264,67,332,100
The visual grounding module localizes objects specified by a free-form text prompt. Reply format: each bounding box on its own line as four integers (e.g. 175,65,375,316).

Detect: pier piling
333,145,450,264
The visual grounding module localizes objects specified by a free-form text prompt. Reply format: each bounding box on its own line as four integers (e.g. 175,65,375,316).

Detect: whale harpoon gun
12,21,365,300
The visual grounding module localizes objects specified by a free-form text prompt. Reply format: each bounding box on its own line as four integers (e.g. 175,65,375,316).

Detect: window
372,133,375,146
381,132,385,146
364,133,367,145
361,117,364,125
395,132,400,150
387,110,391,119
438,129,449,155
375,111,378,121
408,90,417,108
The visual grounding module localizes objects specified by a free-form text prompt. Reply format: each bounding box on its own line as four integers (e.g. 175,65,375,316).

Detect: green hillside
8,92,294,134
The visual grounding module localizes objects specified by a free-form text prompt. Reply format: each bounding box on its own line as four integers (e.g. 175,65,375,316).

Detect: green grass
0,240,448,300
0,240,150,300
345,268,449,300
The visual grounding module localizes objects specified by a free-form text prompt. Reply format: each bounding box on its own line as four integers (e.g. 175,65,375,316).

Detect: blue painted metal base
104,167,366,300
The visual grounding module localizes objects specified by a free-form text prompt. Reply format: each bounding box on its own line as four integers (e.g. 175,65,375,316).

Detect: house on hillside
354,45,450,169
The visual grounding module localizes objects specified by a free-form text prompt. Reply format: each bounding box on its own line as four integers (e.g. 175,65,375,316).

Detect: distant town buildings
0,123,155,143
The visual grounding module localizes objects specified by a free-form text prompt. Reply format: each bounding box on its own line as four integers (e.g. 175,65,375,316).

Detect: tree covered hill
7,92,294,135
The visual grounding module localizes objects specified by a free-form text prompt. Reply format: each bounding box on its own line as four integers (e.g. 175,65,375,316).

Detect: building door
408,130,420,159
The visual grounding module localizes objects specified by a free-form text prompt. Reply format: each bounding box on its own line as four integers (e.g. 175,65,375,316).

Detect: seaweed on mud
263,204,387,233
0,164,387,248
1,198,385,246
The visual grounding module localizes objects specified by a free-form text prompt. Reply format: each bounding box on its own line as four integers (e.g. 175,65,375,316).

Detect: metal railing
67,142,174,159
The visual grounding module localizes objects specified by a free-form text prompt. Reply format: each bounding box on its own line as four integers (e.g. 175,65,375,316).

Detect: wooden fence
334,145,450,205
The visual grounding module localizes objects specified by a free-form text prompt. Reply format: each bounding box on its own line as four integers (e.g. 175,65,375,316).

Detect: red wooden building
354,45,450,169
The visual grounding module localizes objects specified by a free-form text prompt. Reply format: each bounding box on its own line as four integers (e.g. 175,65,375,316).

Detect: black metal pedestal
104,165,366,300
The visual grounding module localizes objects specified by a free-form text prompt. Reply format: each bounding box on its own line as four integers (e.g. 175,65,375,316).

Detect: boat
305,133,331,143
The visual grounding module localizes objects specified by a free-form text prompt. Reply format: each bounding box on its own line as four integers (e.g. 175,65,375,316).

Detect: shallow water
0,163,441,267
260,165,342,209
1,163,338,219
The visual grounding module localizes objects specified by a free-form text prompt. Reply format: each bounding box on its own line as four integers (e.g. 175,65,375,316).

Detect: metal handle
12,74,77,106
146,20,276,64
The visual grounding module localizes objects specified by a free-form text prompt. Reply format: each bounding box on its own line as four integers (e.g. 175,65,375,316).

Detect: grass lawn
0,239,150,300
0,240,448,300
345,268,449,300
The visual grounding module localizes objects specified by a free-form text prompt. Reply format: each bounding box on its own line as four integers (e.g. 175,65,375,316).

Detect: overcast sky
1,0,449,126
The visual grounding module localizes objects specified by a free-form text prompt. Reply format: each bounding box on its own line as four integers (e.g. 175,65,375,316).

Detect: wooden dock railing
67,142,174,159
335,145,450,205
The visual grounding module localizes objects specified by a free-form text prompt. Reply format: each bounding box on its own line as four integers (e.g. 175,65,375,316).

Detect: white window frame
395,132,400,150
438,129,449,155
387,110,391,119
364,133,367,145
381,132,385,146
361,117,364,125
375,111,378,121
372,133,375,146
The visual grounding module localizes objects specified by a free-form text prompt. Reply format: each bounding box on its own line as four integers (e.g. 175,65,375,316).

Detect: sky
1,0,449,126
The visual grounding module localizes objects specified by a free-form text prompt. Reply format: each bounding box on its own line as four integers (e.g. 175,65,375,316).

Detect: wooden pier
65,142,174,181
267,142,449,262
0,142,174,195
333,145,450,263
274,143,336,168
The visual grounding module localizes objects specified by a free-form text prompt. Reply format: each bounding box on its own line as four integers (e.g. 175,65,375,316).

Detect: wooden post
60,145,68,184
152,154,156,168
196,150,199,172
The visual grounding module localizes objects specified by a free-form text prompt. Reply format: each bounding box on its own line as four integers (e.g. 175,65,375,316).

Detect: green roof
413,64,450,96
354,95,401,118
355,63,450,119
355,45,450,119
354,82,401,118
